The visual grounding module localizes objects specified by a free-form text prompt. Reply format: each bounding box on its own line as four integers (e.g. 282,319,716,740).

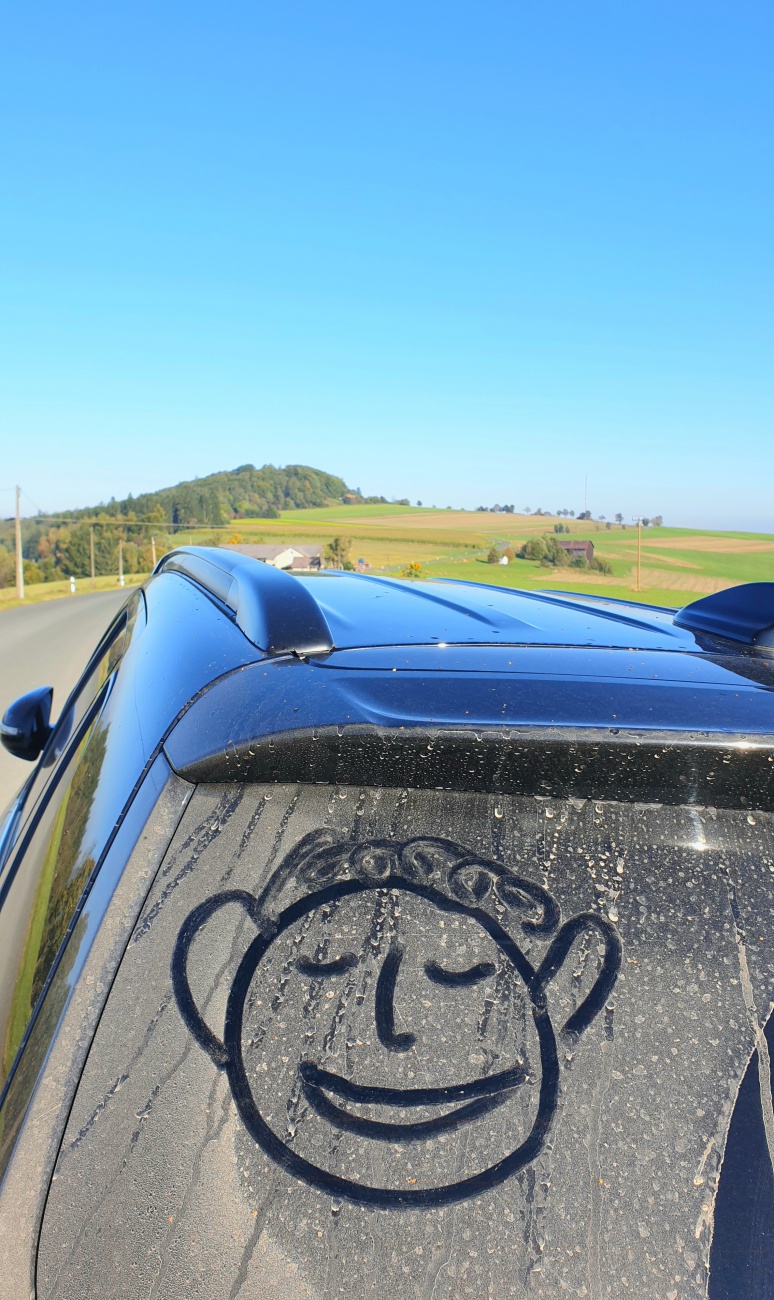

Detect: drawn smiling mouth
298,1060,527,1142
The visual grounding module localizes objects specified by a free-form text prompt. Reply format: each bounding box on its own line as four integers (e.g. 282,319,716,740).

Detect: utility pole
15,485,24,601
90,526,96,589
633,517,642,591
118,539,125,588
151,535,157,569
584,474,588,519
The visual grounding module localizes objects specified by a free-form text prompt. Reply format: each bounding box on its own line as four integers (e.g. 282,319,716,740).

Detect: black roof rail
154,546,334,657
674,582,774,649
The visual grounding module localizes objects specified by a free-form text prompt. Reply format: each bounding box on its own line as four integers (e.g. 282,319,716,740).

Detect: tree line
487,535,613,573
0,463,390,587
477,506,664,527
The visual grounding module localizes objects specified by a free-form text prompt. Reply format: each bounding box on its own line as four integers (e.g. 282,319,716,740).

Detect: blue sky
1,1,772,530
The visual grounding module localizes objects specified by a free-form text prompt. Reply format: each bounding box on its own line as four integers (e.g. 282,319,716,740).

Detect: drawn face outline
218,874,561,1210
172,833,621,1210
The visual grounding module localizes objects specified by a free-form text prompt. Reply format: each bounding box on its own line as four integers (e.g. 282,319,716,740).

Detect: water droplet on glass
494,803,503,819
747,814,757,826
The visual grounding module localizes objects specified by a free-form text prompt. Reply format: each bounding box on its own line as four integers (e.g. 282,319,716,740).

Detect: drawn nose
375,942,416,1053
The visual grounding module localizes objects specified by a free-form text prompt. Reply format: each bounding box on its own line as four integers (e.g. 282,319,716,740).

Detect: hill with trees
0,464,395,586
55,463,378,525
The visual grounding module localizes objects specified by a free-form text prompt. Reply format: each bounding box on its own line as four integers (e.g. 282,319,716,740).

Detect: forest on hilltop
0,464,392,586
59,463,363,525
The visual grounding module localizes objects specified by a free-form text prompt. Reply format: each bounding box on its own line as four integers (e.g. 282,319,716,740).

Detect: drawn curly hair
263,828,561,937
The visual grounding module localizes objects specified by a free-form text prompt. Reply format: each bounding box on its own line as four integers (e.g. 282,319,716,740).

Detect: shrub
519,537,546,561
544,536,568,565
325,536,352,569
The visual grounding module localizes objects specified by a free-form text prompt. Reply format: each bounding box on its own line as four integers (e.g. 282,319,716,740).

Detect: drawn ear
530,913,622,1042
171,890,263,1068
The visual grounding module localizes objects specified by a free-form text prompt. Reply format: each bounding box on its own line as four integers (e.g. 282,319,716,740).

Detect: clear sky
1,1,772,530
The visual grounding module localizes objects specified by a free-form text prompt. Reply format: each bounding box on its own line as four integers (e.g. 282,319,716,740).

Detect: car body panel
2,560,774,1300
295,572,692,650
0,571,261,1176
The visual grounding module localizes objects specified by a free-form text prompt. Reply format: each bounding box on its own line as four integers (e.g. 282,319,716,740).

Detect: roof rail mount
674,583,774,649
155,546,334,657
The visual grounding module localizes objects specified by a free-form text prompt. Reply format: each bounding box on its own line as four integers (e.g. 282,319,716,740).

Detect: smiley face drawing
172,830,621,1209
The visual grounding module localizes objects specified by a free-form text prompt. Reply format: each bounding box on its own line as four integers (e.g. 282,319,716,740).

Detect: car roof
138,550,774,806
297,571,689,651
157,546,774,658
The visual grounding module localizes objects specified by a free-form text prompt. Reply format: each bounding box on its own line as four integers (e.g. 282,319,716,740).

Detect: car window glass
0,682,114,1098
37,784,774,1299
0,593,145,1098
16,592,142,830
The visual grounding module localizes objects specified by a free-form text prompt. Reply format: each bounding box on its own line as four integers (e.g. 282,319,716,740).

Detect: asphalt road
0,591,131,814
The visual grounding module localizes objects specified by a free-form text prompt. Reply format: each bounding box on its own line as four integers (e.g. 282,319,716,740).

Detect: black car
0,546,773,1299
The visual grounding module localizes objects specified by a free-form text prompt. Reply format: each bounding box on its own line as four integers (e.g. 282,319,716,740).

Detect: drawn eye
424,960,496,988
297,953,358,978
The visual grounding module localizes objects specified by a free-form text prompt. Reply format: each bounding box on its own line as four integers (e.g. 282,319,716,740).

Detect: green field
4,506,773,610
214,505,774,608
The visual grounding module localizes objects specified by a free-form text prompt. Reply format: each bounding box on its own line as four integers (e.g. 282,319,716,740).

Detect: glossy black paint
0,754,191,1182
163,647,774,807
299,570,693,650
0,686,53,761
0,573,262,1145
675,583,774,647
5,599,138,849
156,547,334,655
148,568,774,808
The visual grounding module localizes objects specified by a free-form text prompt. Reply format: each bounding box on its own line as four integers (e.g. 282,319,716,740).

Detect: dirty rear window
39,785,774,1299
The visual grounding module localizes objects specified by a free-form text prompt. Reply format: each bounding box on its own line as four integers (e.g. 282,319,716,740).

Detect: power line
20,488,46,515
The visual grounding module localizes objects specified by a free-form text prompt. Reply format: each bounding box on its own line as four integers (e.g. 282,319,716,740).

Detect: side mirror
0,687,54,761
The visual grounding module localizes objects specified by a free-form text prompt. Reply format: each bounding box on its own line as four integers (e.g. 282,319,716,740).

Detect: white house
222,544,323,571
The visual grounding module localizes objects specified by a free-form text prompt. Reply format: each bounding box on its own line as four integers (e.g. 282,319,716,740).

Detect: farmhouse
222,543,323,571
557,539,595,564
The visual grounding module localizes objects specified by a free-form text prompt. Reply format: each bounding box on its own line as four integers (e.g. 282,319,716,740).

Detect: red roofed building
558,539,595,564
